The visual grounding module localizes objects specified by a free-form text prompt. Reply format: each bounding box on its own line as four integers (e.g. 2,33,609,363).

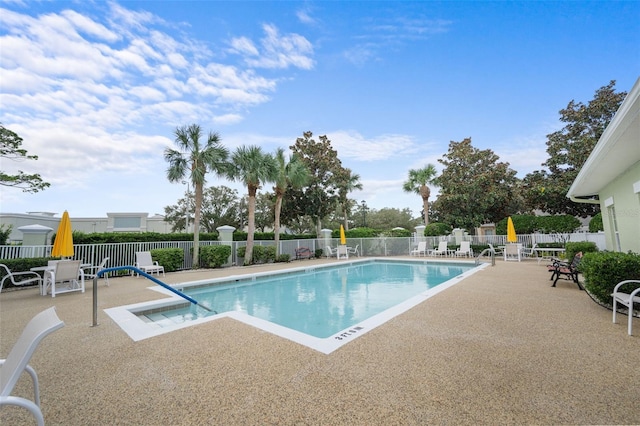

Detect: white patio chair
0,307,65,426
83,257,110,286
504,243,521,262
325,246,337,258
456,241,473,257
430,241,450,257
348,244,360,257
612,280,640,336
135,252,165,276
337,245,349,260
0,264,42,293
410,242,427,256
521,243,539,259
42,260,84,297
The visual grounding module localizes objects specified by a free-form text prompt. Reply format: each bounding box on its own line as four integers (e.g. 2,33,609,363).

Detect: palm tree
337,168,362,230
229,145,278,265
164,124,229,268
273,148,309,256
402,164,437,225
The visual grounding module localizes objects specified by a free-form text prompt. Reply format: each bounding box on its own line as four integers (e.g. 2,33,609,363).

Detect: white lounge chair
456,241,473,257
0,264,42,293
430,241,450,257
410,242,427,256
325,246,337,258
520,243,538,259
0,307,65,426
612,280,640,335
347,244,360,257
337,245,349,260
83,257,110,286
135,252,165,276
42,260,84,297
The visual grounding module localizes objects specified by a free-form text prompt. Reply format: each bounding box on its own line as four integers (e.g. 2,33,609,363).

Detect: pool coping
105,258,489,354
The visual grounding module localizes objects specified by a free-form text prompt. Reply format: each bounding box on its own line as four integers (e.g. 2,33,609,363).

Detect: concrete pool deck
1,257,638,425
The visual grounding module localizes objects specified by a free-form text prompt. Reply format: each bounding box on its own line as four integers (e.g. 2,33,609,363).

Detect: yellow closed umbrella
506,216,517,243
340,225,346,245
52,210,74,258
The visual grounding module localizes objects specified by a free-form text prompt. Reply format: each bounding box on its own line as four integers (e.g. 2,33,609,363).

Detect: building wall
0,212,172,243
599,161,640,253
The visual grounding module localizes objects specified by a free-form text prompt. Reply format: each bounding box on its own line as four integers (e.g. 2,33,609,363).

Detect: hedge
565,241,598,262
198,245,231,268
579,251,640,305
150,248,183,273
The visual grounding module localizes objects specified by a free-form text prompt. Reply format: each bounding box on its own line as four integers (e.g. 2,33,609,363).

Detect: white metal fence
0,232,606,271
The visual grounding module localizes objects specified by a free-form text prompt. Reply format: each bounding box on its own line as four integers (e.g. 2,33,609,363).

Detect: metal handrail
475,248,495,266
92,266,212,327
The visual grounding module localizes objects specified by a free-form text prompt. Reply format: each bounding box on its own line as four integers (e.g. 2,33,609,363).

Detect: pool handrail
92,266,212,327
475,248,495,266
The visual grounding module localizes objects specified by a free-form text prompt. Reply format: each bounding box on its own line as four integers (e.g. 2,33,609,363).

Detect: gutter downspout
568,194,600,205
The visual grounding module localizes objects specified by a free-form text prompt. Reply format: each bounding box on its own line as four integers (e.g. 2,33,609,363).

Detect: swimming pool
106,258,487,354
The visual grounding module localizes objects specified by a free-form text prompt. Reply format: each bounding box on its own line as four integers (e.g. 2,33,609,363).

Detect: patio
1,258,638,425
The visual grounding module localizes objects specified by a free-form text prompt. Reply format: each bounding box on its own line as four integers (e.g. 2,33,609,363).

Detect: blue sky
1,1,638,220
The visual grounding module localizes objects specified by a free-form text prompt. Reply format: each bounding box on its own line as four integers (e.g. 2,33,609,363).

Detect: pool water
143,260,474,339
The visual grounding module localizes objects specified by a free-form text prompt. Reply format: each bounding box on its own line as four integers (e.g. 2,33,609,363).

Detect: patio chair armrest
613,279,640,292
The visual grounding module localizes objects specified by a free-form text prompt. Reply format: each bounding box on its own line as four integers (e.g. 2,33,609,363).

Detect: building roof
567,77,640,199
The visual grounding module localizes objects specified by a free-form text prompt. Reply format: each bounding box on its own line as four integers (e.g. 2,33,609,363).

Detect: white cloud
229,24,315,70
0,4,317,216
328,130,420,161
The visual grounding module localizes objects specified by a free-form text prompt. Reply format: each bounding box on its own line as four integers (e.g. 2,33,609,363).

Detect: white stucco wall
599,161,640,253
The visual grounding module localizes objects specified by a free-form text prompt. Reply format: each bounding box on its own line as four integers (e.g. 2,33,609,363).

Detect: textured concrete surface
1,257,638,425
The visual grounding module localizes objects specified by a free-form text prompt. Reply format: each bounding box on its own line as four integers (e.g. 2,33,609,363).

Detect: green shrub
71,232,218,244
389,228,411,237
536,215,581,233
276,254,291,263
236,245,275,264
343,227,378,238
150,248,183,272
579,251,640,305
314,248,324,258
565,241,598,262
496,215,537,234
199,245,231,268
261,246,276,263
425,222,451,236
589,212,604,232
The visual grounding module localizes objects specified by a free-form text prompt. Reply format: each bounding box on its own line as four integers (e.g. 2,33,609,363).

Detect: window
113,217,141,229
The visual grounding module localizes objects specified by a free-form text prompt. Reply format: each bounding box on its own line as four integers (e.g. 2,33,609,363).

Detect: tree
273,148,309,255
433,138,521,232
0,124,50,193
402,164,437,225
335,168,363,230
365,207,420,231
287,131,344,235
522,81,627,217
228,145,277,265
254,192,275,233
164,185,242,233
164,124,229,268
